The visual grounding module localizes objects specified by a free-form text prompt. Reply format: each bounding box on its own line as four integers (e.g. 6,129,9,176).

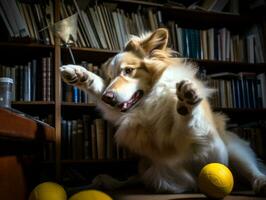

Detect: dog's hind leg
88,174,141,190
224,131,266,195
66,175,141,195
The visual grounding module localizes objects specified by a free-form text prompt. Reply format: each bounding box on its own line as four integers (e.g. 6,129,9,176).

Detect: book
257,73,266,108
2,0,30,37
0,4,15,37
91,123,97,160
88,7,107,49
82,115,92,159
61,120,67,159
95,118,105,160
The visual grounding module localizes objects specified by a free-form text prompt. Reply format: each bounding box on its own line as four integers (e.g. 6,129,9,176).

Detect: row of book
0,56,54,102
60,2,163,50
1,1,264,63
229,120,266,159
60,116,266,161
208,72,266,108
168,23,265,63
62,82,91,104
61,116,132,160
0,0,54,44
60,2,265,63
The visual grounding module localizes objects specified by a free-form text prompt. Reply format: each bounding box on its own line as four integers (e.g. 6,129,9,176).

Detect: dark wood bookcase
0,0,266,186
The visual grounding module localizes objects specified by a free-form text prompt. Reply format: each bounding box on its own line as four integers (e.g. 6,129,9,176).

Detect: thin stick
66,44,76,64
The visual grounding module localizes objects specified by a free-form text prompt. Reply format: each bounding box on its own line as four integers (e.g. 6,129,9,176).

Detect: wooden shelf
61,46,266,71
61,46,118,64
42,159,136,164
60,102,266,122
213,108,266,122
0,42,54,49
61,102,266,113
214,107,266,113
12,101,55,105
60,159,137,165
61,102,95,107
0,108,55,141
0,42,54,65
194,60,266,73
61,102,100,118
11,101,55,114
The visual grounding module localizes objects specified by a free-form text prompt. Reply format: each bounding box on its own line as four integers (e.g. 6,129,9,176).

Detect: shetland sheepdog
61,28,266,194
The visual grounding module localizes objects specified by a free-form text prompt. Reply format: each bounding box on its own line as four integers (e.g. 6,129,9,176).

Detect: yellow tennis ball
198,163,234,199
69,190,113,200
29,182,67,200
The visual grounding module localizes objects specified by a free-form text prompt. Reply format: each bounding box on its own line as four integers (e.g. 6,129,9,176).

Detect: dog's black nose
102,91,117,106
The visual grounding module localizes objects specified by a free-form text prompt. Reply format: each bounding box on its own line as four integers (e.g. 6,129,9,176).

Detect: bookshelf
0,0,266,188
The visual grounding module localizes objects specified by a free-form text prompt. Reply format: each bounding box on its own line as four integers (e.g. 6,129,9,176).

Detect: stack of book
60,2,163,49
229,120,266,159
61,116,132,160
0,55,54,102
208,72,266,108
59,2,266,63
168,23,265,63
0,0,54,44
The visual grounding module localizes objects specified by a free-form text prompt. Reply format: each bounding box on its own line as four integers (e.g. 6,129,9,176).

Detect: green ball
29,182,67,200
69,190,112,200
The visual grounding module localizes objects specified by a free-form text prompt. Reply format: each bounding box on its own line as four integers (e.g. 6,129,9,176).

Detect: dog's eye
124,67,134,75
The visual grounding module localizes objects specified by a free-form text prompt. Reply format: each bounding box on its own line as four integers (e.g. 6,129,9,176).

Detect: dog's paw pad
177,106,189,115
176,80,202,105
61,65,89,85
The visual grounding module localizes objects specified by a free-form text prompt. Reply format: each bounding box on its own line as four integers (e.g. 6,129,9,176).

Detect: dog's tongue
119,90,143,112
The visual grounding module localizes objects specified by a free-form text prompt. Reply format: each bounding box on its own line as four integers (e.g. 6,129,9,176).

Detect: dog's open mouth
118,90,144,112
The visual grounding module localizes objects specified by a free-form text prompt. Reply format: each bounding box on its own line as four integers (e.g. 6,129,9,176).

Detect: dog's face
101,28,173,112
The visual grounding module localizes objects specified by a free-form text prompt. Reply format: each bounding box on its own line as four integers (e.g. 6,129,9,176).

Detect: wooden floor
66,184,265,200
113,193,265,200
110,190,265,200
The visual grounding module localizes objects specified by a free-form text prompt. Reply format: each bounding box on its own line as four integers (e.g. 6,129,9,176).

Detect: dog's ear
101,57,113,83
124,40,145,58
124,40,139,52
140,28,168,54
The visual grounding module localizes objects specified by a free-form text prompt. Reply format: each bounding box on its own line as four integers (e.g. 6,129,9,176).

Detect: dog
61,28,266,195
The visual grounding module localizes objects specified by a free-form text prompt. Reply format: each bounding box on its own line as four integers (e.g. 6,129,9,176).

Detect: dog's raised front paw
60,64,90,86
176,80,202,115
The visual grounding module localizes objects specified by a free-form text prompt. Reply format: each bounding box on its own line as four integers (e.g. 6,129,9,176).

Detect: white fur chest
114,94,191,164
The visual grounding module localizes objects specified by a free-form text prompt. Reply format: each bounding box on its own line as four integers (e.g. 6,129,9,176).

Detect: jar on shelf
0,77,13,108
